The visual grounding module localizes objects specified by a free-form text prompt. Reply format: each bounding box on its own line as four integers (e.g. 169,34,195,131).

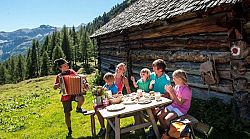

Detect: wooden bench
175,115,213,139
194,122,213,138
83,110,96,136
174,115,199,139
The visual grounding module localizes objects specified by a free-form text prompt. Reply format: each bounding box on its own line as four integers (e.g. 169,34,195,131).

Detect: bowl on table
109,96,122,104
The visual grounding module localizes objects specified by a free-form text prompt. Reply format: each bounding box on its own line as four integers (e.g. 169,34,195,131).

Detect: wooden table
99,97,172,139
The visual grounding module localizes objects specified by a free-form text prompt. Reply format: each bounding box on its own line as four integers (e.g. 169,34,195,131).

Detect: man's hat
54,58,69,67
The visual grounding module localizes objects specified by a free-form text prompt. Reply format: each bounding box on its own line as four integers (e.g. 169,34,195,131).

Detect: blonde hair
172,69,188,83
103,72,115,82
140,68,151,79
116,63,126,71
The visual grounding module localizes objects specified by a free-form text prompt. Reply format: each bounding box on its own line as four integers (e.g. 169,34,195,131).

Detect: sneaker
66,131,72,138
76,107,87,113
97,128,106,137
147,127,155,139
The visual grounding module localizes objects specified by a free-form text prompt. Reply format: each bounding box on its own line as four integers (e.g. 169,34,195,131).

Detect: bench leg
90,114,96,136
190,125,195,139
105,119,111,139
114,116,120,139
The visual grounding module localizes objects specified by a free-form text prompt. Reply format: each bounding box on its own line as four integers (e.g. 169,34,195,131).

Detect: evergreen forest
0,0,138,85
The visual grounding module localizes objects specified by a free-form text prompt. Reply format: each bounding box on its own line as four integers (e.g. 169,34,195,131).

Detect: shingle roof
91,0,241,37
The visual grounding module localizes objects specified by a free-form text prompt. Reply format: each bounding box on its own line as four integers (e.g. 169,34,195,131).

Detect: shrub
189,98,250,138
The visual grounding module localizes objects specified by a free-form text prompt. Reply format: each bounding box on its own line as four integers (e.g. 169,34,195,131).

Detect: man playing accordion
53,58,89,137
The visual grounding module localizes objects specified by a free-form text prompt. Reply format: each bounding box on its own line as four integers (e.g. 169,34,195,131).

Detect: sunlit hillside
0,75,96,138
0,73,137,139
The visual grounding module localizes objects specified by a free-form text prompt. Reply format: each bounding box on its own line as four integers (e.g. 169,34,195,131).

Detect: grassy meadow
0,72,139,139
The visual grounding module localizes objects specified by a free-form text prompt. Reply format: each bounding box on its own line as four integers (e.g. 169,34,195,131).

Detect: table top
99,97,172,118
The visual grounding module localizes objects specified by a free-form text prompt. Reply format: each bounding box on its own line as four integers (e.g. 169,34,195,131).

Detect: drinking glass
155,92,161,101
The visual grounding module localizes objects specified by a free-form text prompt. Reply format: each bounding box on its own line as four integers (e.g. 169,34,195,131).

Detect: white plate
106,104,125,112
138,100,152,104
122,100,136,105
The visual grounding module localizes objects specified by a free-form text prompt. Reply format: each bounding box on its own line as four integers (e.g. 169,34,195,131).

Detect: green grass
0,73,145,139
0,75,94,138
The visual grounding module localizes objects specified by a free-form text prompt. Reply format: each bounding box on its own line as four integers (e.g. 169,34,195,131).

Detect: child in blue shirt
103,72,118,95
95,72,118,137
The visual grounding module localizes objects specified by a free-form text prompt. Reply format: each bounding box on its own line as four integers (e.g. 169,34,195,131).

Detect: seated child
131,68,152,93
157,69,192,130
95,72,118,137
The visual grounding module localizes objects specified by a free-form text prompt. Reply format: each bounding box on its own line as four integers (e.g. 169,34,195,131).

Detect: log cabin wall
234,0,250,120
93,1,250,119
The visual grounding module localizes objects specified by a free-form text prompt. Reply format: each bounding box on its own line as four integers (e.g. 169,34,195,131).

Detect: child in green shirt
131,68,152,93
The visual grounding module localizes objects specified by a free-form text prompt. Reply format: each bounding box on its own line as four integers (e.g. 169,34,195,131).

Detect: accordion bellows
60,75,87,95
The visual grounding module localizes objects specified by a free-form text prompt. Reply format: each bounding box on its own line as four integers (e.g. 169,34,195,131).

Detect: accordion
59,74,88,96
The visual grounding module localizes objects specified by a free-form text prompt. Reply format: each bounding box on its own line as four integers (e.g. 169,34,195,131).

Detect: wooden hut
91,0,250,119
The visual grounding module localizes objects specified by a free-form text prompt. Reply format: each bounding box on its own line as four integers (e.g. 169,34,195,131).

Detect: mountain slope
0,25,57,61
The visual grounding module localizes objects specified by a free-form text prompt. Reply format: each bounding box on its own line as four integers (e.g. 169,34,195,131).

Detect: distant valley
0,25,57,61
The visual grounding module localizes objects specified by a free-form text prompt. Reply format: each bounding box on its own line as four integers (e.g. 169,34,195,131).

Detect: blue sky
0,0,124,32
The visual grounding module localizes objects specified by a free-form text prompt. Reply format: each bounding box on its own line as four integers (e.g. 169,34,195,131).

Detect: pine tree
61,25,72,62
79,26,94,67
30,39,39,78
91,39,98,66
102,12,109,24
35,40,40,77
49,31,59,60
52,45,65,74
71,26,78,67
81,30,89,66
0,64,7,85
16,54,26,82
41,36,49,56
26,48,32,79
9,56,17,83
78,25,84,61
41,51,49,76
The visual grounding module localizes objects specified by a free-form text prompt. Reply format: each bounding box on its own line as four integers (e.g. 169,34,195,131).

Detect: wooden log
99,32,230,50
101,56,126,63
130,49,231,63
231,71,250,81
100,50,128,57
231,60,247,76
189,83,233,94
99,42,125,48
100,32,229,46
129,36,229,50
246,56,250,64
191,87,232,103
128,16,228,40
99,36,124,43
233,77,249,92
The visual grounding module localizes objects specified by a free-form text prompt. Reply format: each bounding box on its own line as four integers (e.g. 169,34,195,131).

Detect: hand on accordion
82,82,89,92
54,83,60,90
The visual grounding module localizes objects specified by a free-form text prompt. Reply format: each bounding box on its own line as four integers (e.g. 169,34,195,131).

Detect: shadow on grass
67,130,147,139
70,136,97,139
